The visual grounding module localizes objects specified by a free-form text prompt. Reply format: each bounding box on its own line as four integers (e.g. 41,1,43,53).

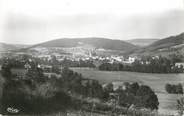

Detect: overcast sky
0,0,184,44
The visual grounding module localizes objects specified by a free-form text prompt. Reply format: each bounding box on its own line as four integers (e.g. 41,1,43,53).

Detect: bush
2,80,72,114
136,85,159,110
165,83,183,94
117,83,159,110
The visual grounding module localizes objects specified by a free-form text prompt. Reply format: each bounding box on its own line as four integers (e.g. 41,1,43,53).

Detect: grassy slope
30,37,138,52
0,43,30,52
148,33,184,50
71,68,184,114
126,39,159,47
129,32,184,56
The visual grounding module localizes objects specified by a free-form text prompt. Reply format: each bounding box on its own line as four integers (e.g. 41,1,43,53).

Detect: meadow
71,68,184,115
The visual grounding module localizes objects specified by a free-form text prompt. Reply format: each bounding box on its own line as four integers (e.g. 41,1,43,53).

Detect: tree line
60,58,95,68
99,56,184,73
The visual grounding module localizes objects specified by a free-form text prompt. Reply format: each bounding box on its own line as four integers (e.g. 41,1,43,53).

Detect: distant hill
126,39,159,47
0,43,18,52
0,42,30,52
30,37,138,52
147,33,184,50
130,32,184,56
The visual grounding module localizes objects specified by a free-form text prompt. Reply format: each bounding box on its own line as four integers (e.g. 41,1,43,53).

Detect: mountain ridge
1,32,184,57
29,37,139,52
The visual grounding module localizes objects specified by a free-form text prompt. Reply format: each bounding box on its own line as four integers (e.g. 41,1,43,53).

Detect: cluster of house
27,46,137,64
34,52,137,65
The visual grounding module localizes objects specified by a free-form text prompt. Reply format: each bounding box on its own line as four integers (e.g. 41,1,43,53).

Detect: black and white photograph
0,0,184,115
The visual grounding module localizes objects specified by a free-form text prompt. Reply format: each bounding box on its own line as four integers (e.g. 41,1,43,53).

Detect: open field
71,68,184,115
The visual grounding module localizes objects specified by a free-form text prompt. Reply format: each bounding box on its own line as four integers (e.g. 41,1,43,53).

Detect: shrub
165,83,183,94
118,83,159,110
2,80,72,114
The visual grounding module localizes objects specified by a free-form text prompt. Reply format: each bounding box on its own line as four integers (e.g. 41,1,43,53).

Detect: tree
176,84,183,94
165,83,183,94
1,63,12,80
52,65,60,74
165,83,172,93
91,80,103,98
116,83,159,110
136,85,159,110
104,83,113,93
127,82,139,95
119,90,134,107
101,90,110,101
177,97,184,115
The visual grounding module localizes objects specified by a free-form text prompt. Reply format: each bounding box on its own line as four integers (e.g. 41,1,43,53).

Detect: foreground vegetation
0,56,159,115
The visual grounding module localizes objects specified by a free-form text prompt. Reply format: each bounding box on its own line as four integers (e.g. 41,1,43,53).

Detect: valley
0,32,184,115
